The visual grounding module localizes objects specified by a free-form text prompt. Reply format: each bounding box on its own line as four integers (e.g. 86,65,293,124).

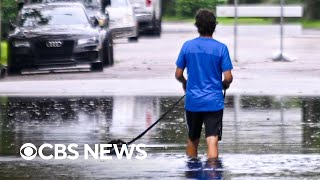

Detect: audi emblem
46,41,63,48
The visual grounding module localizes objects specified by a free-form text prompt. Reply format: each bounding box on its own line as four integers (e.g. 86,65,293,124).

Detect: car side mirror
9,21,17,31
91,17,99,27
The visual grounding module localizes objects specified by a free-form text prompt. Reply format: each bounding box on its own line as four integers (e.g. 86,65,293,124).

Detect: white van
106,0,139,41
128,0,162,36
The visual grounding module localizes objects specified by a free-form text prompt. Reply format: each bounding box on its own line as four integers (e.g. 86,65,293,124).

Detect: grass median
164,16,274,24
302,20,320,29
1,41,8,66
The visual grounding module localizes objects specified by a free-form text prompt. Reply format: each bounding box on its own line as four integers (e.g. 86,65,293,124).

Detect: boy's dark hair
195,9,217,36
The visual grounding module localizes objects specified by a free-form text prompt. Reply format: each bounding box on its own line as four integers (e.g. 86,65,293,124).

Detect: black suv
8,2,113,74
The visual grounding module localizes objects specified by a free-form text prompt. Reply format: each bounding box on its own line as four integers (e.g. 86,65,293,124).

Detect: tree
176,0,218,17
1,0,17,38
162,0,176,16
304,0,320,20
227,0,263,4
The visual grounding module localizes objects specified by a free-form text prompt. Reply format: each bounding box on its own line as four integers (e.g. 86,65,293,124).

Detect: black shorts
185,110,223,141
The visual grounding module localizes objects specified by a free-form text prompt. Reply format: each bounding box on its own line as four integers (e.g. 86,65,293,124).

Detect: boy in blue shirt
175,9,233,160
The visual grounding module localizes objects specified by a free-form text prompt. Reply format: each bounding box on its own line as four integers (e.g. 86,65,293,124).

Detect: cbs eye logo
20,143,37,160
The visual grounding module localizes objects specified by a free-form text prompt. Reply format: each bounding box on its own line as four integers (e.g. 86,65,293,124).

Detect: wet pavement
1,27,320,99
0,95,320,179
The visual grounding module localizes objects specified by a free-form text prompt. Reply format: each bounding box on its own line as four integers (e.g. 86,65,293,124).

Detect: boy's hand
222,81,230,90
183,81,187,92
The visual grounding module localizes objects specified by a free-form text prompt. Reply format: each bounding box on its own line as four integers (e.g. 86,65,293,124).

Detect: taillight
146,0,151,7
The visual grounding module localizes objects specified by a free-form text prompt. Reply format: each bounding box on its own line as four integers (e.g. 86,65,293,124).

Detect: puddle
0,95,319,179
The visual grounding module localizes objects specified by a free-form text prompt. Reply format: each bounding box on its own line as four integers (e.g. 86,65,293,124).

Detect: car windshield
18,6,90,27
128,0,143,4
110,0,128,7
41,0,101,8
80,0,100,8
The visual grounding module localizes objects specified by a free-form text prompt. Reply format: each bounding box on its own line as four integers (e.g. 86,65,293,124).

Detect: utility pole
0,0,2,60
233,0,238,62
272,0,293,62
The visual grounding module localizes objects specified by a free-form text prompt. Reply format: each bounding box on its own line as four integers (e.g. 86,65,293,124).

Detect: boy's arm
175,68,187,92
222,70,233,90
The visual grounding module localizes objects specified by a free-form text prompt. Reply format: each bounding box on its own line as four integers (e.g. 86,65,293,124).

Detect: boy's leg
203,110,223,159
185,111,203,158
206,136,219,159
186,138,200,158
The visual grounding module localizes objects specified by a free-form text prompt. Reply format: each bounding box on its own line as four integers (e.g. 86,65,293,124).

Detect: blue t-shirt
176,37,233,112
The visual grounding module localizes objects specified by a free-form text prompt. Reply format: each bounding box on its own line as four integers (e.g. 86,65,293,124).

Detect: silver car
129,0,162,36
106,0,139,41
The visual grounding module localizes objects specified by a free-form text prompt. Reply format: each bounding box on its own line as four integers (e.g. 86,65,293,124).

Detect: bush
176,0,218,17
1,41,8,65
1,0,17,38
162,0,176,16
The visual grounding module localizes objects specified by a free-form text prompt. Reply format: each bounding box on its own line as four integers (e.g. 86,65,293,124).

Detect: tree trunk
304,0,320,20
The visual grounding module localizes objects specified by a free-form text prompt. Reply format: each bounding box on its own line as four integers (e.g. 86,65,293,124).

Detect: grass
1,41,8,66
217,17,274,25
302,20,320,29
163,15,195,23
163,16,274,24
0,96,8,106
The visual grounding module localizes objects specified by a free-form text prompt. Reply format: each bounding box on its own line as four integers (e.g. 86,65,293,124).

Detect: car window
110,0,128,7
81,0,100,8
18,6,90,27
128,0,143,4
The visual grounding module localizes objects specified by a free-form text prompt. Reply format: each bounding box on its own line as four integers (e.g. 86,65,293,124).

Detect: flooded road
0,95,320,179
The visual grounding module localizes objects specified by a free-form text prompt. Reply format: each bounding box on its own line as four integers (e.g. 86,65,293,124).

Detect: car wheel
0,66,7,78
91,62,104,72
152,19,161,37
7,48,20,75
128,36,138,42
108,38,114,66
7,63,21,76
103,33,114,67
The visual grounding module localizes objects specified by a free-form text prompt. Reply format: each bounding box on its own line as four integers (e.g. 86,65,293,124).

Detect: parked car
7,2,113,75
106,0,139,41
37,0,138,41
128,0,162,36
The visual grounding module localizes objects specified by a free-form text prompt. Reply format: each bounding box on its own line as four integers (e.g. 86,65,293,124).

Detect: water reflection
0,95,320,179
185,158,223,180
1,95,320,155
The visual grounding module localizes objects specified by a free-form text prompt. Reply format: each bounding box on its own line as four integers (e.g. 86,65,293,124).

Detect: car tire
152,19,161,37
91,62,104,72
103,32,114,67
7,63,21,76
7,47,20,75
128,36,138,42
0,66,7,78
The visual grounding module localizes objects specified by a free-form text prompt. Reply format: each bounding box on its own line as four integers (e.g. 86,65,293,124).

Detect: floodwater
0,95,320,179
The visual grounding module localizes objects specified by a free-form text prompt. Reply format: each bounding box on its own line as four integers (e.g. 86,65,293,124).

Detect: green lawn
217,17,274,25
1,41,8,66
302,20,320,29
163,16,195,23
163,16,274,24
